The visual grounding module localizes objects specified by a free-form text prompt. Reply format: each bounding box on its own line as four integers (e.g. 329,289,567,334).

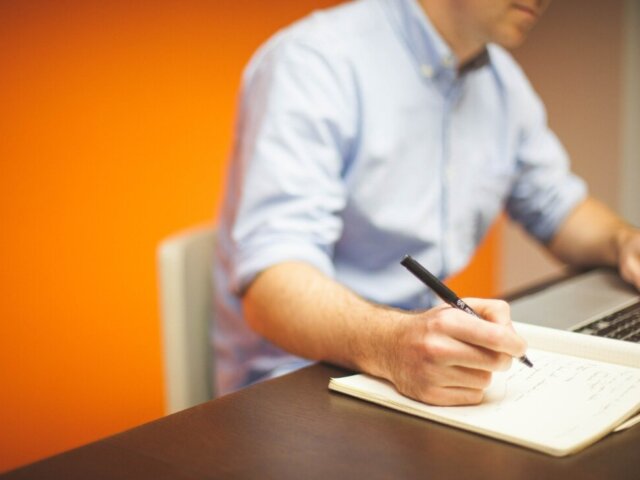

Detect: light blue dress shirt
213,0,587,395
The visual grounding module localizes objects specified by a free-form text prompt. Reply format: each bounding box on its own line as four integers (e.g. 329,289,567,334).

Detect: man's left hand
617,227,640,290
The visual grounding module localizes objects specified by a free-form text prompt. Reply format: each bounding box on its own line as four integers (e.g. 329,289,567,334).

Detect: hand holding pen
354,255,531,407
401,255,533,368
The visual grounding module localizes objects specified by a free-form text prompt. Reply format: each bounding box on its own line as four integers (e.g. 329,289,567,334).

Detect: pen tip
521,356,534,368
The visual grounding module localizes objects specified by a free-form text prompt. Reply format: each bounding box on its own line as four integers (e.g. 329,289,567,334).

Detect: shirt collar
381,0,490,79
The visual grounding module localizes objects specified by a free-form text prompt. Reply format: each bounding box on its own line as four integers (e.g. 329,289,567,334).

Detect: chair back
157,225,216,413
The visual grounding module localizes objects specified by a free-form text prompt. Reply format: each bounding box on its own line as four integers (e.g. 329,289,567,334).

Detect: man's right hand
378,298,527,406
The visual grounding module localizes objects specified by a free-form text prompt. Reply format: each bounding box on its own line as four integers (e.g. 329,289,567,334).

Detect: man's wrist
355,306,412,379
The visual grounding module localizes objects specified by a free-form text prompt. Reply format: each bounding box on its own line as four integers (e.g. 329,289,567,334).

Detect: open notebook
329,322,640,457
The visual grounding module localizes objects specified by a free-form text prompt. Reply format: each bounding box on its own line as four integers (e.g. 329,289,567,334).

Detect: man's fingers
422,334,513,372
621,253,640,290
451,344,514,372
440,365,494,389
463,297,511,326
413,385,485,406
427,309,527,360
618,229,640,290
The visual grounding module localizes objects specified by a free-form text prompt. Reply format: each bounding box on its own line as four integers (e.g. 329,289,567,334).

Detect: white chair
157,224,216,414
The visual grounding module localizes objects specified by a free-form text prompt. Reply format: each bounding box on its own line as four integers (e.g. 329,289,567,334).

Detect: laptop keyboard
574,301,640,342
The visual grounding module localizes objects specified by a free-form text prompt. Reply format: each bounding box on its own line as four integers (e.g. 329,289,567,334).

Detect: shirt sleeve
226,33,357,294
505,78,587,244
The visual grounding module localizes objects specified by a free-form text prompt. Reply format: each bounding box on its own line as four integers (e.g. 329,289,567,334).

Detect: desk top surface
5,362,640,480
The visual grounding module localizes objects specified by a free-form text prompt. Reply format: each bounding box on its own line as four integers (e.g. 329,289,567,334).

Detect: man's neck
418,0,486,65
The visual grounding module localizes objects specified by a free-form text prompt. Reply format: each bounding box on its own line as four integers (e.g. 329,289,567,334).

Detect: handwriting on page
492,354,639,411
430,349,640,445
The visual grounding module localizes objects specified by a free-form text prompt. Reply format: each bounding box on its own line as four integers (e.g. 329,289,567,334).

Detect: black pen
400,255,533,368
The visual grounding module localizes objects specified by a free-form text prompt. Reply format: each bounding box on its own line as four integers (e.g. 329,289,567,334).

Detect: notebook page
513,321,640,368
330,349,640,456
614,413,640,432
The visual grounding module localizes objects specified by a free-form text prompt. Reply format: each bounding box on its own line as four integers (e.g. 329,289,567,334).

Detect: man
213,0,640,404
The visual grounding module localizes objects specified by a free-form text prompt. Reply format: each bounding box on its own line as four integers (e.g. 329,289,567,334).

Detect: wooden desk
4,362,640,480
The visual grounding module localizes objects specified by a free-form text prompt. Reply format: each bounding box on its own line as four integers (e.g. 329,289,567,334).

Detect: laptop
510,268,640,343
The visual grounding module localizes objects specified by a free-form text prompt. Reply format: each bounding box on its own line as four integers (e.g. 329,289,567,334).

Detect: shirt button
420,64,434,78
442,55,454,67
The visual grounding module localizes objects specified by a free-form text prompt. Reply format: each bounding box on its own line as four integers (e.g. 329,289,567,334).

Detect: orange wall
0,0,497,472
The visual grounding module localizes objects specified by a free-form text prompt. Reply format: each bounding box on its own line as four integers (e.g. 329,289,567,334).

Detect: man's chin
493,27,531,50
